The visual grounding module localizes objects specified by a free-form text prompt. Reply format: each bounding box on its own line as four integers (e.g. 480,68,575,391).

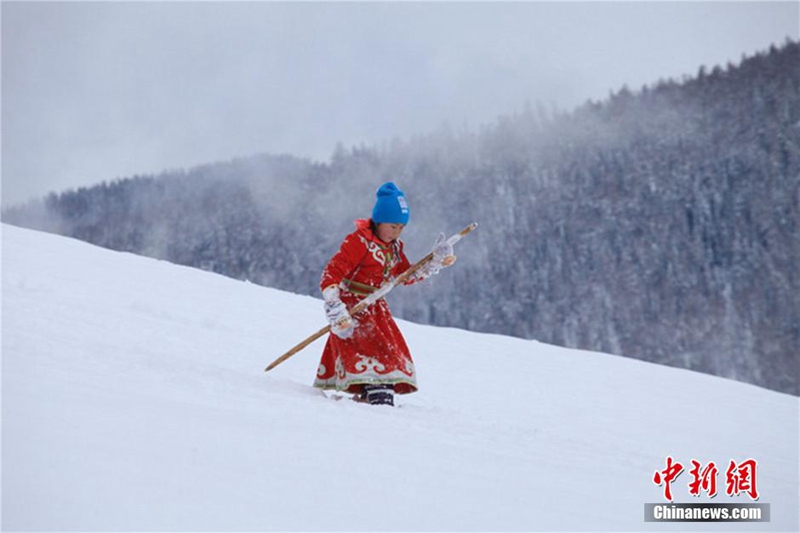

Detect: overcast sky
2,1,798,207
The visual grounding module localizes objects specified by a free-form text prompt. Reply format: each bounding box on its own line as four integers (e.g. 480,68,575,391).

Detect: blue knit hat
371,182,410,225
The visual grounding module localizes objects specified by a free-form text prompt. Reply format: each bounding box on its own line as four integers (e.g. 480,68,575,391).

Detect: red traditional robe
314,219,419,395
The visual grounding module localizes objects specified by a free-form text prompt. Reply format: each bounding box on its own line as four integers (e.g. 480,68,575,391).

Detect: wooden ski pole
264,222,478,372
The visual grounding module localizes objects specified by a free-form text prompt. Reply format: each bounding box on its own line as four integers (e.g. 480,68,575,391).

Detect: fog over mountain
4,41,799,396
3,1,797,207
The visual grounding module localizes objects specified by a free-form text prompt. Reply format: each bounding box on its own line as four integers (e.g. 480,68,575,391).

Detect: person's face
375,223,405,243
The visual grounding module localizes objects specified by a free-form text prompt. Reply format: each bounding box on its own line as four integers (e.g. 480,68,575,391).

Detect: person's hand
323,286,355,339
415,233,457,282
432,233,457,268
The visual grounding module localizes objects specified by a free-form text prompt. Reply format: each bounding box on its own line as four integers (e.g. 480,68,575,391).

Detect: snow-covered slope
2,224,798,532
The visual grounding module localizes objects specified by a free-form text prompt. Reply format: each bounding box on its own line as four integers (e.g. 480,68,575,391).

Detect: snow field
2,224,798,531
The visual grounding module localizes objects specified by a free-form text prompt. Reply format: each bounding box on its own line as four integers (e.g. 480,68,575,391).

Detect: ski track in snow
2,224,798,532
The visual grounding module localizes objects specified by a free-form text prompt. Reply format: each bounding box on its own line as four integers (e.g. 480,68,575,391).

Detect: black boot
363,384,395,406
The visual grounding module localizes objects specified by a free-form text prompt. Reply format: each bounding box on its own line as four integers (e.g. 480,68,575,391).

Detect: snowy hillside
2,224,798,532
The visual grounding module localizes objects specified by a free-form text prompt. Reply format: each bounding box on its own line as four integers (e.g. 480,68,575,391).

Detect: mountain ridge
3,40,799,396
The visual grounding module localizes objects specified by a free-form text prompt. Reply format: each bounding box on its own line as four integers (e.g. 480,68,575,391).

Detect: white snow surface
2,223,798,532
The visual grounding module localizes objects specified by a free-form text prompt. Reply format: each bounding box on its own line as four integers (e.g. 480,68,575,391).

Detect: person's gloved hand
432,232,457,268
322,285,356,339
416,233,457,282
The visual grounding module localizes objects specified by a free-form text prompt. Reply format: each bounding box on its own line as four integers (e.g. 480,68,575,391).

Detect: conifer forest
5,41,798,395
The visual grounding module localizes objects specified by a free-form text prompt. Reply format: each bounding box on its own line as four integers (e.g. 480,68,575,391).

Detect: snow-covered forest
4,40,798,395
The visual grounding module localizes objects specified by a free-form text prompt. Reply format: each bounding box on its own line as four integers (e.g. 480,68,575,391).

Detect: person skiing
313,182,456,406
